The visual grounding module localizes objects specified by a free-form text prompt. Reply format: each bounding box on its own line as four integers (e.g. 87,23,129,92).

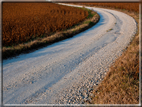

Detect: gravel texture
3,4,137,105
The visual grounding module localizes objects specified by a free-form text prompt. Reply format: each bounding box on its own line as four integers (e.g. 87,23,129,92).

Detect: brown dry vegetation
74,3,139,104
2,3,88,46
74,3,139,13
91,34,139,104
2,3,100,59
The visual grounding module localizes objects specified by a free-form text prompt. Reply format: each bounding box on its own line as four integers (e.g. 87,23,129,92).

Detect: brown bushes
2,3,88,46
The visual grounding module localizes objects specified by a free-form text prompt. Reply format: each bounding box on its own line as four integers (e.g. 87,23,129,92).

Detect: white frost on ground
3,4,137,105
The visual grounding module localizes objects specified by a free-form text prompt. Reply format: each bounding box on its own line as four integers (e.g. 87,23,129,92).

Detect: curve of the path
3,4,137,104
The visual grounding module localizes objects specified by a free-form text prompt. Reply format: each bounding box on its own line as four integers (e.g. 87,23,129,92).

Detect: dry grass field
75,3,139,13
2,3,100,59
74,3,140,104
91,31,139,104
2,3,88,46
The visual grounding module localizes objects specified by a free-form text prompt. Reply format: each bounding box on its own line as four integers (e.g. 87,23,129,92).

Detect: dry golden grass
91,47,139,104
68,3,139,104
79,5,139,104
70,3,140,104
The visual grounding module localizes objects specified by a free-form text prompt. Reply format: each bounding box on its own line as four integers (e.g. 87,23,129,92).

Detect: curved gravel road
3,4,137,105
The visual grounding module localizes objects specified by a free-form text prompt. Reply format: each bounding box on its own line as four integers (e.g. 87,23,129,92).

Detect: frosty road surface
3,4,137,104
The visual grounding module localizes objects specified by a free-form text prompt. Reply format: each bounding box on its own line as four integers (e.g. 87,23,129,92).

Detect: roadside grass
79,5,139,104
77,6,96,19
90,32,139,104
2,7,100,60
